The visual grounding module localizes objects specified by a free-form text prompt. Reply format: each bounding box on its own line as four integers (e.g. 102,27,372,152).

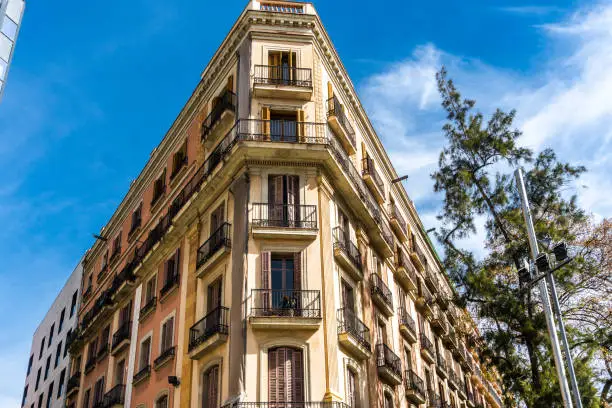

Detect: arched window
268,347,304,404
156,394,168,408
202,365,219,408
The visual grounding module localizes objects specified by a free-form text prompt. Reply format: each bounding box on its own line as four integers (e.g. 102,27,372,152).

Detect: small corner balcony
388,203,408,242
154,345,176,370
66,371,81,398
139,296,157,322
337,308,372,360
369,274,393,317
253,65,313,100
443,325,458,351
188,306,229,360
431,306,449,336
405,369,427,404
132,365,151,386
196,222,232,278
249,289,322,330
394,248,418,293
361,157,385,204
110,266,136,302
326,96,356,155
159,273,180,302
333,227,363,281
435,352,448,379
415,281,435,318
111,320,132,355
399,308,418,344
376,343,403,386
420,334,435,364
251,203,318,240
102,384,125,408
201,90,236,147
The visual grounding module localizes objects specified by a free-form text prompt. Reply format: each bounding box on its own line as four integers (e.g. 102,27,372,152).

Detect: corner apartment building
65,2,505,408
22,259,83,408
0,0,24,101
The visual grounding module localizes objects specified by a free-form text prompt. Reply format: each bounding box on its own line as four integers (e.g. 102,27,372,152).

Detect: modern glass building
0,0,24,101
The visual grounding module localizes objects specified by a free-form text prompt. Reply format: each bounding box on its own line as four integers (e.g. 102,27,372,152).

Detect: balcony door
210,203,225,250
268,51,296,84
268,175,300,226
341,280,355,313
202,365,219,408
337,209,350,244
207,279,223,329
347,369,358,407
268,347,304,406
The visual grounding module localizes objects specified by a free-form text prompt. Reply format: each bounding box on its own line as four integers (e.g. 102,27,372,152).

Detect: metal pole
515,168,573,408
548,274,583,408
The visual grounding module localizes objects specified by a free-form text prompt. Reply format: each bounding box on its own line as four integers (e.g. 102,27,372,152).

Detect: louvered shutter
277,348,286,403
268,175,284,226
347,370,356,407
297,110,305,141
287,176,299,226
268,348,278,404
285,348,293,402
261,252,271,312
262,107,270,139
292,349,304,402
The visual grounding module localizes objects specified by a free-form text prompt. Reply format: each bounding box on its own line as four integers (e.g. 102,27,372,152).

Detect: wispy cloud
360,1,612,255
497,5,563,16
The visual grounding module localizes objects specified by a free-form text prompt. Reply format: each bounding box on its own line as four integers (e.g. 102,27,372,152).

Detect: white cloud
360,1,612,257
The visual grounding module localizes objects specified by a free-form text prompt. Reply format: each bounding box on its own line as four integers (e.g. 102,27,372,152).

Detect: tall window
202,366,219,408
377,319,387,346
115,359,125,385
341,280,355,312
156,394,169,408
268,50,297,83
44,355,51,380
54,341,62,368
45,382,53,408
139,337,151,370
21,385,27,407
144,276,156,304
57,368,66,398
39,337,45,359
26,354,33,376
69,291,77,317
171,139,188,179
35,368,41,391
130,203,142,234
161,317,174,353
58,308,66,333
268,347,304,404
37,394,43,408
163,249,180,288
82,389,90,408
111,235,122,260
346,369,357,407
207,279,222,313
151,170,167,206
210,203,225,236
100,250,109,275
93,378,105,407
119,302,132,326
100,325,110,350
268,175,300,225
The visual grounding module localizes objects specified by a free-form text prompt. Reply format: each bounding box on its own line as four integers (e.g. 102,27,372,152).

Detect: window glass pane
0,35,11,65
6,0,25,23
1,16,17,40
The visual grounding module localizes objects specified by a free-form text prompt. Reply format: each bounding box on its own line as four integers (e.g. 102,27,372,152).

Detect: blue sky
3,0,612,405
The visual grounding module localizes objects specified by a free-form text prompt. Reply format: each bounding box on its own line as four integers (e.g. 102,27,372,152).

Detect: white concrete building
0,0,24,101
21,258,83,408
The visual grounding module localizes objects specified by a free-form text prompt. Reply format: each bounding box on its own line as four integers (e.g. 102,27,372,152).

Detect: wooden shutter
268,348,278,403
297,110,305,140
208,366,219,408
287,175,299,226
262,107,270,139
268,175,284,226
293,252,301,291
261,252,271,311
174,248,181,277
292,348,304,402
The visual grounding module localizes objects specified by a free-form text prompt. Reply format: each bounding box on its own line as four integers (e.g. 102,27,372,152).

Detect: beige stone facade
64,2,504,408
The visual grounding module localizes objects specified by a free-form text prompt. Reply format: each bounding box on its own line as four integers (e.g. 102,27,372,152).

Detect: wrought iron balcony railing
140,296,156,318
332,226,362,271
252,203,317,229
154,346,176,368
405,369,426,398
326,95,356,147
376,343,402,379
197,222,231,268
189,306,229,352
111,320,131,350
362,157,385,193
254,65,312,88
222,403,351,408
380,221,394,250
388,202,407,236
337,308,371,351
133,365,150,383
201,90,236,141
251,289,321,318
66,371,81,394
370,274,393,310
160,273,180,298
396,247,417,278
102,384,125,407
399,308,417,336
420,333,435,356
234,119,327,144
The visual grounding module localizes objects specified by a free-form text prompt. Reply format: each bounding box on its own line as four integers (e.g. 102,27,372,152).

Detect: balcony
111,320,131,355
443,325,458,351
415,281,434,318
447,305,459,325
437,284,451,310
361,157,385,204
337,308,372,360
376,343,403,385
66,371,81,398
84,357,96,375
132,365,150,386
253,65,313,100
96,342,109,361
222,403,351,408
66,328,83,354
196,222,232,277
369,274,393,317
110,267,136,302
249,289,321,330
234,119,327,145
160,273,180,301
201,90,236,147
405,369,427,404
431,306,449,336
139,296,156,322
378,221,395,258
326,96,356,155
420,334,435,364
394,248,417,293
189,306,229,360
409,244,426,272
436,352,448,379
333,227,363,281
399,308,418,344
102,384,125,408
388,203,408,242
424,268,438,293
448,369,459,391
154,346,176,370
251,203,318,240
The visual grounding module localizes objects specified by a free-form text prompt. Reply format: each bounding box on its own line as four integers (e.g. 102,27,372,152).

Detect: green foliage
432,67,600,406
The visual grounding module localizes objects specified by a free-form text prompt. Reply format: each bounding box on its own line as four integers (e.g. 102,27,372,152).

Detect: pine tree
432,67,601,407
